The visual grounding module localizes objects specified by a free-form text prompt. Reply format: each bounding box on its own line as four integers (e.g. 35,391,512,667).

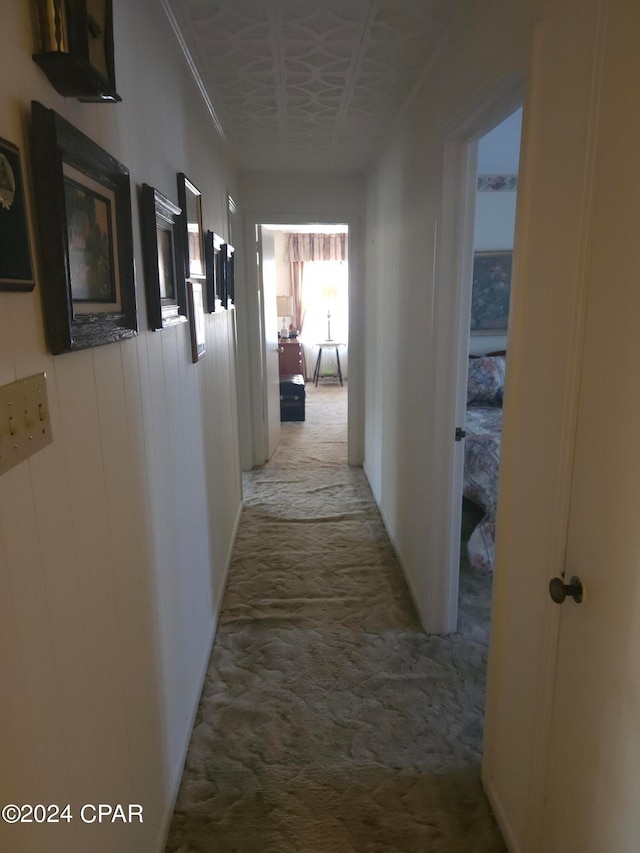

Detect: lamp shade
276,295,293,316
321,285,338,303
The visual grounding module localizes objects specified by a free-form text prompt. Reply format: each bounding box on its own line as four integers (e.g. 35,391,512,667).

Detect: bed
463,355,506,576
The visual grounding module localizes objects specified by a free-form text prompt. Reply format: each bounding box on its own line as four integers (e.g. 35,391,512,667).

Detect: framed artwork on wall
470,250,513,335
0,136,34,291
30,101,137,354
187,279,206,362
32,0,121,102
204,230,224,313
220,242,235,308
139,184,187,331
176,173,205,280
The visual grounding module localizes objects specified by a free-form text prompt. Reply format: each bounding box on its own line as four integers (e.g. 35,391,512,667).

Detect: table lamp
321,285,338,341
276,295,293,338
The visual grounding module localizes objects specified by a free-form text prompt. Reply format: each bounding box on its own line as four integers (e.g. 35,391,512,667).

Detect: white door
259,227,281,459
541,3,640,848
483,1,640,847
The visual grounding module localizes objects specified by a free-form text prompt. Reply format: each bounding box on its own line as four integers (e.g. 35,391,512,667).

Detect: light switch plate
0,373,53,477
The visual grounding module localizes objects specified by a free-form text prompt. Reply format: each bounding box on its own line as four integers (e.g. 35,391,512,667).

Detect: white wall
477,108,523,173
236,172,365,469
364,0,531,614
475,109,522,253
474,193,518,251
273,231,291,298
469,108,522,356
0,3,241,852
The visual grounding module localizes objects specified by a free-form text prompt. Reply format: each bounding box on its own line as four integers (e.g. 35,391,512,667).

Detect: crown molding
160,0,227,143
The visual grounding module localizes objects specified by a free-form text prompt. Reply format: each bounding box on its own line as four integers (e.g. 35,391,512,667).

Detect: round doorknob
549,575,584,604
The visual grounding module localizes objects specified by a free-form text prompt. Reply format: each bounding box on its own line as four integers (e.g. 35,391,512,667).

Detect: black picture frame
220,242,235,308
204,230,224,313
470,250,513,335
0,136,34,291
30,101,137,354
139,185,187,331
32,0,121,103
186,279,206,363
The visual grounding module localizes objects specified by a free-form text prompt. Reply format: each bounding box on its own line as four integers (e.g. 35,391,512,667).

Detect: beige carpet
165,383,505,852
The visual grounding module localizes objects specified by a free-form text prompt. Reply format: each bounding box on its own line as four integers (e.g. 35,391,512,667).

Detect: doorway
251,222,350,467
458,109,523,633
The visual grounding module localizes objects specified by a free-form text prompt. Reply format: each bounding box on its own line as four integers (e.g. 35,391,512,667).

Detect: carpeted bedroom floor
165,383,505,852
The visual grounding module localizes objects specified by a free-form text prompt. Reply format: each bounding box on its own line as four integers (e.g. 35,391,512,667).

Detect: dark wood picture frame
30,101,137,354
176,173,205,279
186,279,206,363
32,0,121,102
204,230,224,313
139,184,187,331
0,136,34,291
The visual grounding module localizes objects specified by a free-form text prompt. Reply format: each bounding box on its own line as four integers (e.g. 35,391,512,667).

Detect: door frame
428,76,524,634
236,213,363,471
257,226,282,462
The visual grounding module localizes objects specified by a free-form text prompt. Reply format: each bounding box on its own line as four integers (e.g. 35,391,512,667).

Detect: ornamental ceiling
165,0,465,172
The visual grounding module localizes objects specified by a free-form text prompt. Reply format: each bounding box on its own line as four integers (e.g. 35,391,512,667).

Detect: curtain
285,233,348,263
285,233,348,335
290,262,305,332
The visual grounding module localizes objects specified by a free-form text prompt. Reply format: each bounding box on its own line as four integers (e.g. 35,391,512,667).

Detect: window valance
285,233,348,262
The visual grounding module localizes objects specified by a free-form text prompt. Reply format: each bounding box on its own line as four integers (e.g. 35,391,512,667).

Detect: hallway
166,385,504,852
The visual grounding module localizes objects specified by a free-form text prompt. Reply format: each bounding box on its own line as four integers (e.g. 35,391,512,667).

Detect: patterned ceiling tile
167,0,466,171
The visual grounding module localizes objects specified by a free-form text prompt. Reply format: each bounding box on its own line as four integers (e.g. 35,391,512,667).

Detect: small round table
313,342,345,386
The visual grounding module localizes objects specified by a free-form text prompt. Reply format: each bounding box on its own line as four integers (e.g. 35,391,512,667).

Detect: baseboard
156,498,244,852
380,508,425,629
483,775,521,853
221,500,244,596
155,620,217,853
361,466,426,630
362,460,380,504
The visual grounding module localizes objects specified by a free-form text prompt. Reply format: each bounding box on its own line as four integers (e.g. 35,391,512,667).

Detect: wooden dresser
278,339,305,421
279,339,304,376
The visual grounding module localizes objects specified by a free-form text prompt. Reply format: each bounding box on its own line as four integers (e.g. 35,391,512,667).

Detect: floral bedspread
463,405,503,576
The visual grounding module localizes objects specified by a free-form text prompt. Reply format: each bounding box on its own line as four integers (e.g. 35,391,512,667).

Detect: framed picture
220,242,235,308
176,173,205,279
187,279,206,362
470,250,513,335
139,184,187,331
32,0,121,102
30,101,136,354
204,230,224,313
0,137,34,291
